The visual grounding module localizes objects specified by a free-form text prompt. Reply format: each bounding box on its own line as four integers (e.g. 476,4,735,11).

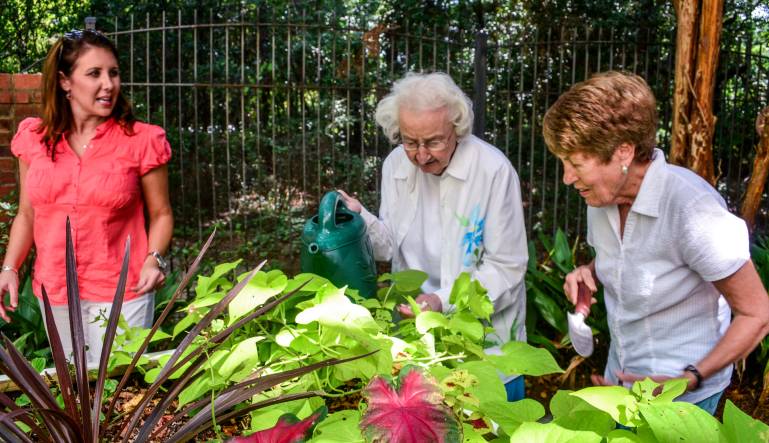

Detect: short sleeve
679,194,750,282
10,118,43,163
139,124,172,175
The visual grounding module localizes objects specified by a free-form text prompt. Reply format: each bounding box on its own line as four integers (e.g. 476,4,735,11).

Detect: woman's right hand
0,270,19,322
337,189,362,213
563,264,598,306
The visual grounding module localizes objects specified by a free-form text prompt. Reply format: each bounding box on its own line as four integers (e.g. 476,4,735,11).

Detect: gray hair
375,72,474,144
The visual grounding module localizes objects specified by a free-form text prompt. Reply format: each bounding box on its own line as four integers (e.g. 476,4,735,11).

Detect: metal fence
105,10,769,266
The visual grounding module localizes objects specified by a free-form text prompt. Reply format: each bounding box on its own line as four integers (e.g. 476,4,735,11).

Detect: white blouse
588,149,749,403
360,135,529,348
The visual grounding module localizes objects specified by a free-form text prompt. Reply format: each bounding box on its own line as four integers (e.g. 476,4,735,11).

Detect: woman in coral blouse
0,29,173,365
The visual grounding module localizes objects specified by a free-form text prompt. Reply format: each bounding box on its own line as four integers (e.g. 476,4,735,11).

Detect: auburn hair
542,71,657,164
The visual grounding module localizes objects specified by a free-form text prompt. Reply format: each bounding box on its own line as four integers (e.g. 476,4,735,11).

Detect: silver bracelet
1,265,18,274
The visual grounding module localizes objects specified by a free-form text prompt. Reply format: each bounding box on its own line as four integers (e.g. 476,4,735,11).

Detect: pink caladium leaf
229,406,327,443
359,366,462,443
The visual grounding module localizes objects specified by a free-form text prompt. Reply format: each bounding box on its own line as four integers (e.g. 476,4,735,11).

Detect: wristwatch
147,250,169,272
683,364,703,390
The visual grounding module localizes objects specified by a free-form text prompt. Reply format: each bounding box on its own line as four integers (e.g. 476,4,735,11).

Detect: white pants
39,293,154,368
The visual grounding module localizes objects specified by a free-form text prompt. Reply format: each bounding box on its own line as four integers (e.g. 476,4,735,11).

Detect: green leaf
486,341,563,376
460,423,487,442
552,229,575,273
510,421,603,443
229,270,288,325
217,337,263,380
416,311,449,334
530,287,568,334
638,402,722,442
29,357,46,373
378,270,428,292
646,379,687,404
480,399,545,435
571,386,638,426
195,260,241,298
173,310,204,338
310,410,363,443
456,361,507,404
295,286,379,336
606,429,648,442
722,399,769,443
144,367,161,384
549,390,615,436
285,273,333,293
448,312,484,341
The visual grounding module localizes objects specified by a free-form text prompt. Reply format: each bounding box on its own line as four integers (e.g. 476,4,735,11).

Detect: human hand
337,189,362,213
0,269,19,322
563,265,598,306
397,293,442,318
615,370,698,392
590,374,616,387
132,258,166,295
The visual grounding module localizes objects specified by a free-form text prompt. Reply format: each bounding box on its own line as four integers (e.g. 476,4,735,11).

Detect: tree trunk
687,0,724,185
670,0,698,166
741,106,769,232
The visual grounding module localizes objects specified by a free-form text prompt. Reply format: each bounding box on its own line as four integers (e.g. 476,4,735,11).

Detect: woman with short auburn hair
543,71,769,414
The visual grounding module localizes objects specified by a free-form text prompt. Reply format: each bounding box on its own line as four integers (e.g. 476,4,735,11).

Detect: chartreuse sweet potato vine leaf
639,401,722,442
722,399,769,443
360,366,462,443
510,421,603,443
311,410,364,443
548,390,614,436
485,340,563,376
229,269,288,325
230,406,327,443
378,270,428,293
571,386,639,427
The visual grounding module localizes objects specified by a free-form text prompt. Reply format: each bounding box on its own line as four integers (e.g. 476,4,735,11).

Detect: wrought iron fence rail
104,11,768,265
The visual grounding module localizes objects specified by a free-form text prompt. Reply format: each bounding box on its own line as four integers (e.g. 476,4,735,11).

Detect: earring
65,90,71,99
621,164,629,175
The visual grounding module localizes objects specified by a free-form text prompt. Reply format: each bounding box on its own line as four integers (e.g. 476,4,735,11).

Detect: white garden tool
567,282,594,357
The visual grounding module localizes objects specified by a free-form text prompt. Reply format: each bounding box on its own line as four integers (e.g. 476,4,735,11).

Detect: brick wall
0,73,42,205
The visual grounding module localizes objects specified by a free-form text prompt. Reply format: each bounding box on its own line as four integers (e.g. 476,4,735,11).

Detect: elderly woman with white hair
339,72,529,401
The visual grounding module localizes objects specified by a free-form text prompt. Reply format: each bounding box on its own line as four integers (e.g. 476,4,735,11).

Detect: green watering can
300,191,378,298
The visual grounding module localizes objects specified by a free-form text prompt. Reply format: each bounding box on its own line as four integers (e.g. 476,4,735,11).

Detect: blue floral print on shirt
459,204,485,267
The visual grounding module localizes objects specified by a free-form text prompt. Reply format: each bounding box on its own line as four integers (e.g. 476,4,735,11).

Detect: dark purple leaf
39,286,77,421
91,235,130,438
64,217,92,442
103,229,216,431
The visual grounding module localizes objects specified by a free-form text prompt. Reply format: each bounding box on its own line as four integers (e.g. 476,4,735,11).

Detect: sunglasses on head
57,28,109,64
63,28,105,40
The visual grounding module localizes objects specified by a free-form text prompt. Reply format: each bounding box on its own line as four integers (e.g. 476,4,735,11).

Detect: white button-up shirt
588,149,748,403
361,135,529,347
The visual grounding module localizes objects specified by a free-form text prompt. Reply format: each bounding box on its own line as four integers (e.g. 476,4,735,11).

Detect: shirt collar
92,117,117,139
630,148,666,218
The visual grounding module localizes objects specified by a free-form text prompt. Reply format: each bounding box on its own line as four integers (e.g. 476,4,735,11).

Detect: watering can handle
319,191,348,231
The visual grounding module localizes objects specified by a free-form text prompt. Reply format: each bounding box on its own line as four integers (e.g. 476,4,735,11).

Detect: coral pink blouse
11,117,171,305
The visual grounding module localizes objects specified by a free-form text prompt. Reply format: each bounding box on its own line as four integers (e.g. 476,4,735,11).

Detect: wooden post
670,0,724,185
670,0,698,166
688,0,724,185
740,106,769,232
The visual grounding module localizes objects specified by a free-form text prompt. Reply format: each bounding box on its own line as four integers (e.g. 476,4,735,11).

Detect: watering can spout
300,191,378,298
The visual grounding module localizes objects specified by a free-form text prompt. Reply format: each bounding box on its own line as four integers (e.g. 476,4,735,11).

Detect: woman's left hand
132,258,166,295
615,370,698,392
398,293,442,318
